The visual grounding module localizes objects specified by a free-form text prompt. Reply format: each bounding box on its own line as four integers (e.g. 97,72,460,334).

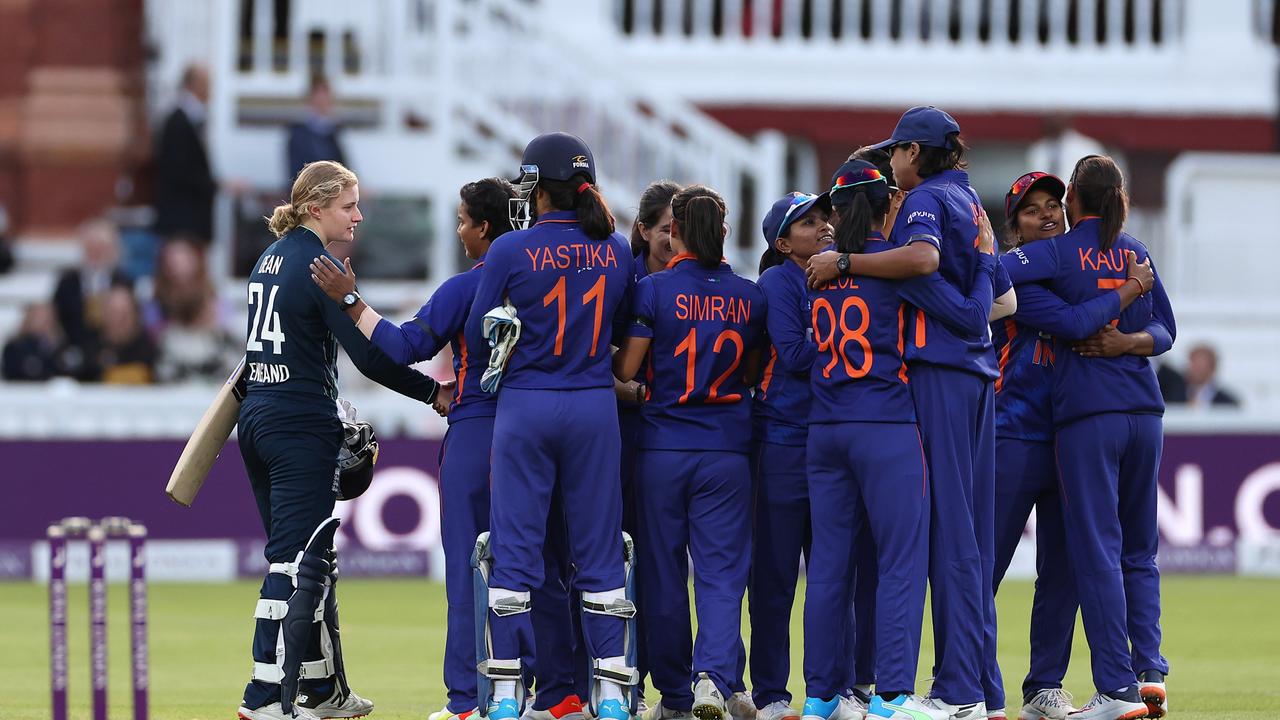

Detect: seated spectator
145,238,239,382
1156,362,1187,404
53,218,132,344
2,303,64,380
66,285,157,384
1185,343,1240,409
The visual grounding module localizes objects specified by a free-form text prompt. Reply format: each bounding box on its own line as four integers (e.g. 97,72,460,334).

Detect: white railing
617,0,1185,46
608,0,1276,113
451,0,786,260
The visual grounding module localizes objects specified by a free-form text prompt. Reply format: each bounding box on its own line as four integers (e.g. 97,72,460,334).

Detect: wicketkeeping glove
481,301,521,393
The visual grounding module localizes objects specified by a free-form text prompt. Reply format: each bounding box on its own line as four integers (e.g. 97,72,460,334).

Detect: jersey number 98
812,296,872,379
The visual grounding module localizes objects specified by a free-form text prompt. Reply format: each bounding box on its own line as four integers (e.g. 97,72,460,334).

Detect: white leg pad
488,588,532,617
478,658,522,680
582,588,636,619
254,599,323,622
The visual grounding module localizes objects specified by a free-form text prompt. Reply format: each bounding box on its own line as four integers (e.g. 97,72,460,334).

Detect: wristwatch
340,291,361,310
835,253,852,276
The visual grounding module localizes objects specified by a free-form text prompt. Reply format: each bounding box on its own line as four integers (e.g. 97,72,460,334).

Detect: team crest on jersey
571,155,590,169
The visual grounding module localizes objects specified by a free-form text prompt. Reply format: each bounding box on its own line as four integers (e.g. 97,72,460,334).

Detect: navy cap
520,132,595,183
1005,171,1066,218
828,159,890,207
868,106,962,151
762,191,832,246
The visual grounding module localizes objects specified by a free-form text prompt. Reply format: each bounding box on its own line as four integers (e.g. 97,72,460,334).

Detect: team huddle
234,106,1173,720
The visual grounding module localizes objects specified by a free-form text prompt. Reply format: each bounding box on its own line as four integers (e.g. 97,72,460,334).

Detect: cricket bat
165,356,249,507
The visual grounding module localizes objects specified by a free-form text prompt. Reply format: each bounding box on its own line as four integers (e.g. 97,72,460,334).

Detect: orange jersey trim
759,347,777,397
455,333,469,404
897,304,909,384
995,319,1017,393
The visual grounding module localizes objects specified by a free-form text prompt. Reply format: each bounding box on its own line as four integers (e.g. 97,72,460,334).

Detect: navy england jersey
243,226,438,408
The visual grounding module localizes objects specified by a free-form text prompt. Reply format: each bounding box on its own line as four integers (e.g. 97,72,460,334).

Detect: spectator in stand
287,74,348,180
1184,343,1240,409
146,237,239,382
1155,362,1187,404
68,285,158,384
2,303,64,381
52,218,132,345
154,63,218,244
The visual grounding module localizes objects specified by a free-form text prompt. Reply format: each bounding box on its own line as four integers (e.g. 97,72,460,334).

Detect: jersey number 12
247,281,286,354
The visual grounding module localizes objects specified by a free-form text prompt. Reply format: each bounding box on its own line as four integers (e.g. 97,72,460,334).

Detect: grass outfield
2,577,1277,720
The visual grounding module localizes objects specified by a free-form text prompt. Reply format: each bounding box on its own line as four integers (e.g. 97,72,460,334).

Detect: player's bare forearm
806,243,939,288
613,336,649,382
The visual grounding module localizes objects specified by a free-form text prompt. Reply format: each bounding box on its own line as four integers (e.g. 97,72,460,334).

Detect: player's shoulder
900,188,944,222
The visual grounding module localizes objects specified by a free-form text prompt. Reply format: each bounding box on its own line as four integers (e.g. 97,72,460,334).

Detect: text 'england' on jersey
893,169,999,378
465,211,635,391
630,258,766,453
243,226,439,415
807,238,915,424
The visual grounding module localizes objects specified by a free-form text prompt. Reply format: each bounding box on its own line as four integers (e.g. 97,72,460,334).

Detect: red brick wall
0,0,147,237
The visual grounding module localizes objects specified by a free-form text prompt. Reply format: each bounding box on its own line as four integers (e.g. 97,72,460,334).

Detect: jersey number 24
247,282,286,354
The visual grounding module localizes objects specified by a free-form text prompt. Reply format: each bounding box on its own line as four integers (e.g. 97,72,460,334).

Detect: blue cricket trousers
1055,413,1168,693
619,405,648,696
804,422,929,698
488,388,626,681
238,396,343,709
992,437,1076,699
636,449,751,709
748,440,810,707
851,504,878,690
909,365,997,706
439,416,581,712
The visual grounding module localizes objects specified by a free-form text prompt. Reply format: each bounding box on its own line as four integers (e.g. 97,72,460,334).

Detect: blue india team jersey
465,211,635,391
243,226,438,409
369,259,495,423
807,237,915,424
893,169,999,379
991,317,1054,442
753,261,814,446
1001,218,1175,426
630,257,766,453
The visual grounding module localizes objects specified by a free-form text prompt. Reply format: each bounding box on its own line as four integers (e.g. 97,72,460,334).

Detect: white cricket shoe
728,692,758,720
800,694,865,720
693,673,727,720
1065,688,1147,720
866,694,948,720
986,708,1006,719
1137,671,1167,719
298,687,375,718
238,701,322,720
757,701,800,720
920,697,987,720
1018,689,1076,720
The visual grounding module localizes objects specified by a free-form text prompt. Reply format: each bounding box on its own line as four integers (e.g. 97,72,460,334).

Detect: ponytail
1069,155,1128,251
266,160,358,238
267,203,304,238
671,185,727,269
832,191,890,256
540,174,616,240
